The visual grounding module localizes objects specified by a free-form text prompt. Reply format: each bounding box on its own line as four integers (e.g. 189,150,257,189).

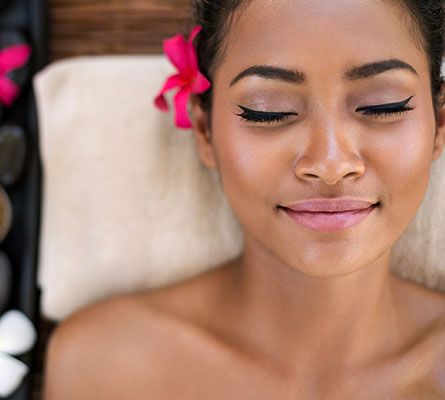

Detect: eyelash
235,95,415,124
235,106,296,124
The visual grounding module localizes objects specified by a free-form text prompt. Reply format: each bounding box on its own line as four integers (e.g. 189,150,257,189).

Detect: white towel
33,55,445,321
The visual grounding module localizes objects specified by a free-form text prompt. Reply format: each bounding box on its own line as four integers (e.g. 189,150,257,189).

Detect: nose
294,123,365,185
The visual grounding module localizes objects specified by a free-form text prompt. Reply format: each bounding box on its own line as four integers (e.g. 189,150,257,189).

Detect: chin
282,246,381,279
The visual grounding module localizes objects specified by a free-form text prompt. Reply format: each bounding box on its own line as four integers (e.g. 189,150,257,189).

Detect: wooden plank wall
47,0,192,62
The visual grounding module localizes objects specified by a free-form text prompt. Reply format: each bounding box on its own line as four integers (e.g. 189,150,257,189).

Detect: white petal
0,352,29,397
0,310,37,355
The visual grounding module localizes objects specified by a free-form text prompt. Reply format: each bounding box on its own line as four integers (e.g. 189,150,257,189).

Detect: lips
282,198,378,213
279,198,379,232
281,206,377,232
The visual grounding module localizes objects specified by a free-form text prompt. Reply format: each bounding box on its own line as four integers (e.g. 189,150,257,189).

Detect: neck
228,233,404,375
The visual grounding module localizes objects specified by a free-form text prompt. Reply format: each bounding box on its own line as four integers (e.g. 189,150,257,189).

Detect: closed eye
234,105,298,124
356,95,415,117
235,95,415,124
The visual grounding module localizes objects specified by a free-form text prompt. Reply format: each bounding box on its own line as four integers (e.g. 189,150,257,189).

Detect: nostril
304,173,318,179
345,171,358,178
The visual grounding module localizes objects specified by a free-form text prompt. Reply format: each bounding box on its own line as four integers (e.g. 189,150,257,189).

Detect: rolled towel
33,55,243,321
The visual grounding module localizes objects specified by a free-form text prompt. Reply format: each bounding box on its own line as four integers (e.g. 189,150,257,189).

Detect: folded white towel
33,55,445,321
33,55,244,321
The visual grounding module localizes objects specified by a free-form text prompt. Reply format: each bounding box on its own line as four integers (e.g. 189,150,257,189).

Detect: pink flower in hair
154,25,211,129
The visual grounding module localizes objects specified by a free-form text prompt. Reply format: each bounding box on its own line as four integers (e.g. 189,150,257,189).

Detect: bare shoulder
392,274,445,326
390,275,445,397
43,263,238,400
417,285,445,390
42,293,183,400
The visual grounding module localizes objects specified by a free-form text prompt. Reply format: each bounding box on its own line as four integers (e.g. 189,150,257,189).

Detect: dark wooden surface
47,0,192,62
32,1,192,398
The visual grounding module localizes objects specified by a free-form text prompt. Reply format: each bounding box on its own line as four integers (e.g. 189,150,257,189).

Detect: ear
433,82,445,161
190,96,218,169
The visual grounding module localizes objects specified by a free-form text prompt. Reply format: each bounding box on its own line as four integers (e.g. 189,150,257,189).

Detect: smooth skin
44,1,445,399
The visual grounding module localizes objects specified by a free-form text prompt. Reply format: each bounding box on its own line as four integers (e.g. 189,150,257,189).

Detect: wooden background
47,0,192,62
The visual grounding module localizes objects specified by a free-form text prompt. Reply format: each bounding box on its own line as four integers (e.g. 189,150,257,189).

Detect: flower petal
0,44,32,74
0,77,20,107
188,25,202,44
154,74,185,111
0,352,29,398
191,71,211,94
0,310,37,355
163,34,192,76
174,87,193,129
186,26,202,72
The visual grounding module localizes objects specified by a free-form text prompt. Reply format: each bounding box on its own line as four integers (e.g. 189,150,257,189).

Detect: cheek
211,113,281,225
367,116,435,236
210,88,436,274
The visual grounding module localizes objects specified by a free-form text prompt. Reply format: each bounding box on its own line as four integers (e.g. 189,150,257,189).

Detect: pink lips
280,198,378,232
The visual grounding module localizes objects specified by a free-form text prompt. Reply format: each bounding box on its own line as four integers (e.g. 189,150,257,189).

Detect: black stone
0,125,27,186
0,251,12,313
0,185,12,243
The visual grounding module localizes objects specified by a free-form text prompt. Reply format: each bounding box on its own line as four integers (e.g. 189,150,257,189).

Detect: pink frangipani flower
0,44,32,107
154,25,211,129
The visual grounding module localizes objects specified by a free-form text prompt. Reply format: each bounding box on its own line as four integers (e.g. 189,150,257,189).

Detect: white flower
0,310,37,398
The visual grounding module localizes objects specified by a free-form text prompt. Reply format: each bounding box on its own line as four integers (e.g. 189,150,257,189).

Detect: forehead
217,0,426,82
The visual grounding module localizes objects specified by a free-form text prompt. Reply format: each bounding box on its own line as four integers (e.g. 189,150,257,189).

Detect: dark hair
190,0,253,131
401,1,445,110
190,0,444,129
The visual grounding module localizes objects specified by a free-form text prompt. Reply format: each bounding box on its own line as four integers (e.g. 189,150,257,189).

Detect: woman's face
192,0,445,278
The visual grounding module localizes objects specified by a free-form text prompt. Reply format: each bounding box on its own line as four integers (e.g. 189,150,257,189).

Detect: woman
43,1,445,398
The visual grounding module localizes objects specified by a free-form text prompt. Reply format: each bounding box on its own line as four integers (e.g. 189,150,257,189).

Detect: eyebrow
344,59,418,81
230,65,306,87
229,58,418,87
